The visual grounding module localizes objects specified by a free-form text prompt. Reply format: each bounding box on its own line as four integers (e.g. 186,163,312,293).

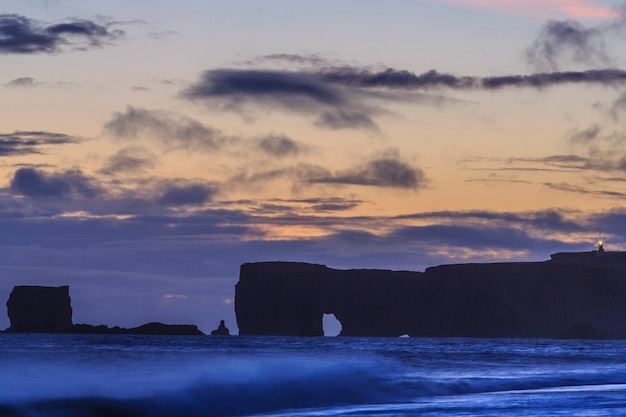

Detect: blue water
1,334,626,416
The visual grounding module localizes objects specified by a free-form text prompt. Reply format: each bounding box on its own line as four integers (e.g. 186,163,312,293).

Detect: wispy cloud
227,151,426,191
526,15,626,70
0,14,125,54
568,124,602,143
566,125,626,172
257,135,302,158
101,146,156,174
467,150,626,174
308,156,426,189
612,91,626,119
5,77,36,88
543,182,626,198
0,131,83,156
104,106,230,150
252,53,333,68
3,77,76,89
319,67,626,90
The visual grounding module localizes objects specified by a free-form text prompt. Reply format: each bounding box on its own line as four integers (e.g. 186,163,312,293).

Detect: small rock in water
211,319,230,335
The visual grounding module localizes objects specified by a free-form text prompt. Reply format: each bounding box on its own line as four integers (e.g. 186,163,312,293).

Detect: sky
1,0,626,334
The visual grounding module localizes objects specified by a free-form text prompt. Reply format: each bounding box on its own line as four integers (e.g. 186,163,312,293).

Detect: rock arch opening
322,313,342,336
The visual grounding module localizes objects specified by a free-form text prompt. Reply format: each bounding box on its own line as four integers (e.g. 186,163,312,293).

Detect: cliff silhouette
4,285,204,335
235,251,626,338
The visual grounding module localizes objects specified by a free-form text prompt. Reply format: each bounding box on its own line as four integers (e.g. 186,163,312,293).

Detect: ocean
1,334,625,416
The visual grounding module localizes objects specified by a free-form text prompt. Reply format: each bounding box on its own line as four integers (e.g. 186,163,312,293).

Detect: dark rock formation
68,322,204,335
5,285,203,335
210,319,230,335
124,322,203,336
210,320,230,335
235,251,626,338
6,286,73,332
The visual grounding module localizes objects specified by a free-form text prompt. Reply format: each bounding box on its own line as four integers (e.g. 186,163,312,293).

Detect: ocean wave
1,350,625,417
0,354,403,417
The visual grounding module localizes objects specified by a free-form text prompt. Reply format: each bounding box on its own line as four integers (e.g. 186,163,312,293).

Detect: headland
235,250,626,338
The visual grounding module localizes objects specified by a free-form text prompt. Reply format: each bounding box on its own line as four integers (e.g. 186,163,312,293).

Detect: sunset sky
1,0,626,333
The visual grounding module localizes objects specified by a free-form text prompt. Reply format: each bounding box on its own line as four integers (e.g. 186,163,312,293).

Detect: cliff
235,252,626,338
6,285,73,332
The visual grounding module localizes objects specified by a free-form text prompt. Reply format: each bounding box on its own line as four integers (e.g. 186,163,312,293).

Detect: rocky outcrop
68,322,204,335
123,322,203,335
6,286,73,332
5,285,204,335
210,319,230,335
235,252,626,338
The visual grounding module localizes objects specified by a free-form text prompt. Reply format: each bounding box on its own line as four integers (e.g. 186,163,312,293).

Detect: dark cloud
101,146,155,174
228,153,424,190
0,14,124,54
309,157,425,189
180,66,626,131
158,183,217,207
10,167,102,199
230,163,331,186
506,155,591,170
467,130,626,174
543,182,626,199
320,68,474,89
245,197,364,215
516,154,623,172
104,106,228,150
480,69,626,89
319,67,626,90
260,197,364,213
396,209,583,235
524,9,626,71
315,110,379,131
526,19,611,71
564,126,626,172
310,202,360,212
279,197,364,205
0,131,82,156
180,69,379,131
532,155,590,165
257,135,301,157
182,69,342,104
5,77,36,88
568,124,602,144
250,55,626,90
390,224,538,251
186,66,626,104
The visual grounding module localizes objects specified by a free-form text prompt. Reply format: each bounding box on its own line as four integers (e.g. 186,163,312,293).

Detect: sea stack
210,319,230,335
6,285,73,332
